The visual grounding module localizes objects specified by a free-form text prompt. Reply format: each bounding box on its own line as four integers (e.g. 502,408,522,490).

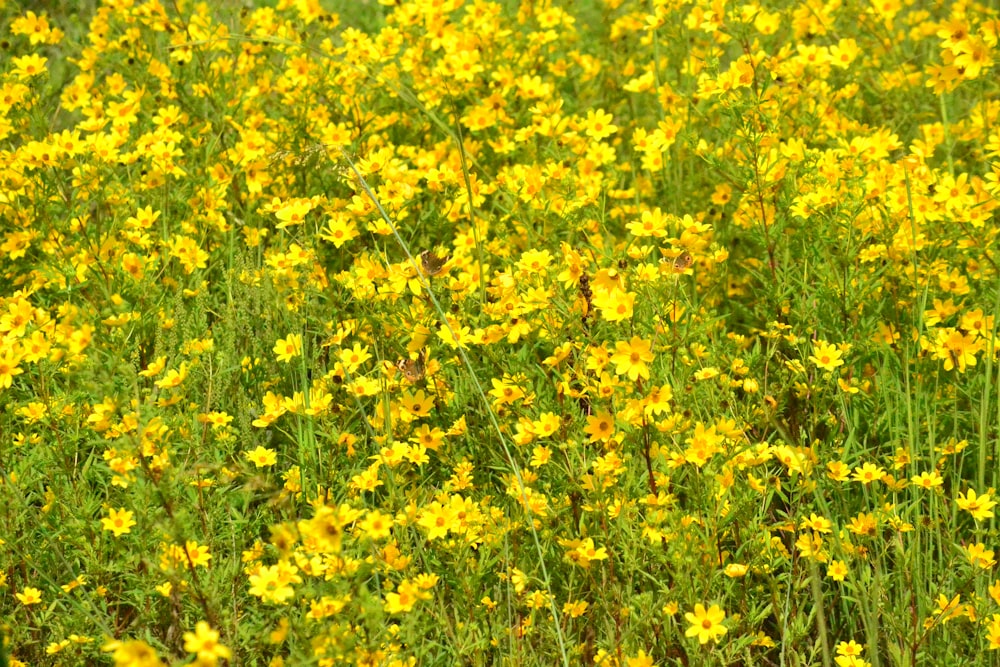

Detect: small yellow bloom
852,462,884,485
103,638,164,667
101,507,137,537
827,560,849,582
12,53,48,78
15,586,42,606
956,488,997,521
183,621,232,663
910,470,943,489
246,446,277,468
625,649,655,667
967,542,996,569
724,563,748,578
986,614,1000,649
273,334,302,363
809,340,844,371
562,600,589,618
583,108,618,140
273,199,313,229
684,603,727,644
574,538,609,564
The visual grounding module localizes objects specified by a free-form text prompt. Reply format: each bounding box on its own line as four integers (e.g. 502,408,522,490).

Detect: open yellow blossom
956,488,997,521
685,603,727,644
987,614,1000,649
15,586,42,606
273,334,302,363
183,621,231,664
827,560,849,582
911,470,944,489
809,340,844,371
574,538,609,565
273,199,313,229
246,446,277,468
101,507,136,537
610,336,655,381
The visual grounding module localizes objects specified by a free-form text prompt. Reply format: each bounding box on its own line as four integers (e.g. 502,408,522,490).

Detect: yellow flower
489,376,526,406
852,462,884,485
273,199,313,229
827,460,850,481
836,640,864,656
103,639,164,667
168,236,209,274
834,657,870,667
184,541,212,568
183,621,231,664
154,362,189,389
827,560,849,581
11,53,48,79
246,446,277,468
684,603,727,644
583,108,618,140
139,356,167,378
986,614,1000,649
574,538,609,564
273,334,302,363
610,336,655,381
956,488,997,521
967,543,996,569
584,410,616,443
724,563,748,578
47,639,71,654
693,366,719,380
297,505,348,553
592,288,636,322
932,327,981,372
800,513,832,533
15,586,42,606
319,214,359,248
385,578,427,614
248,564,296,604
910,470,943,489
0,346,24,389
101,507,136,537
417,501,456,540
359,510,393,541
61,575,87,593
626,649,655,667
809,340,844,371
11,11,62,45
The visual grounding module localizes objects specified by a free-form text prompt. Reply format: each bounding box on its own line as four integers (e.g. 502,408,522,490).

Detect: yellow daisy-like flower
183,621,232,663
610,336,654,381
852,462,885,485
986,614,1000,650
273,199,313,229
684,603,727,644
956,488,996,521
101,507,137,537
827,560,849,582
910,470,943,489
15,586,43,606
273,334,302,363
809,340,844,371
246,446,277,468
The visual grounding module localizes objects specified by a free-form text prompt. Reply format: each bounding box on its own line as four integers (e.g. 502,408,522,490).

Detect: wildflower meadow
2,0,1000,665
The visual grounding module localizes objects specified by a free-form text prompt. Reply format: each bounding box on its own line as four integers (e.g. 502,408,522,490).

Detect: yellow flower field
1,0,1000,665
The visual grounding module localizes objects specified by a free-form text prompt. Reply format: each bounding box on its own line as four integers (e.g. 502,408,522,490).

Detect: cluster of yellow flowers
2,0,1000,665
